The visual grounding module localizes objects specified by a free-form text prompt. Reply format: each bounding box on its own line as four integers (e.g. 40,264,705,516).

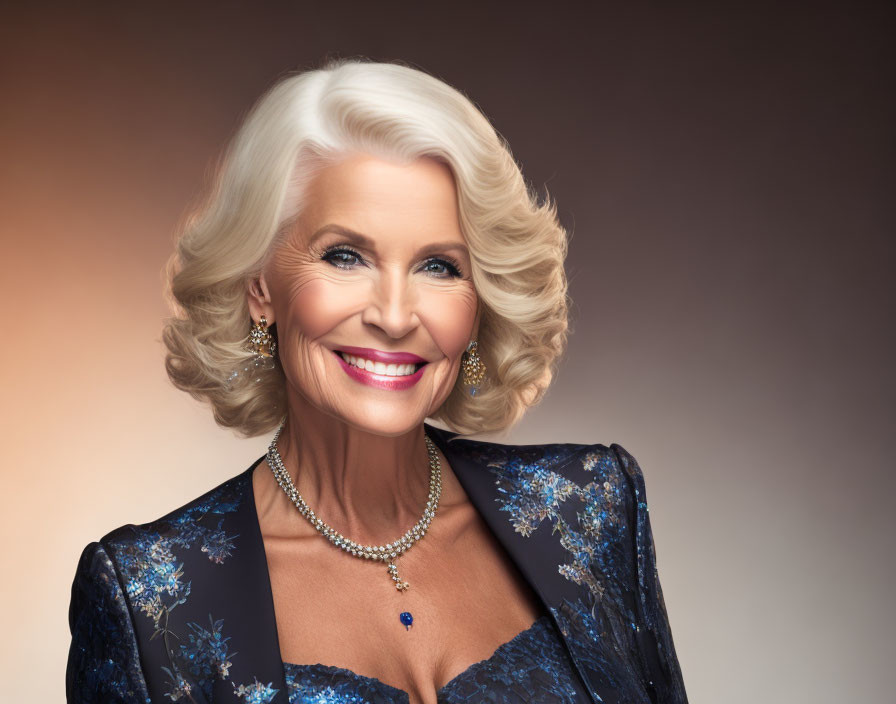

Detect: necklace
266,420,442,596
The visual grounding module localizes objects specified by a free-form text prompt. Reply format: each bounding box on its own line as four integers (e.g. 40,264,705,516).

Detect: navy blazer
67,423,688,703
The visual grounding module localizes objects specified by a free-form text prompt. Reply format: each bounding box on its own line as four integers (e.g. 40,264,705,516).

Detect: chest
262,503,547,703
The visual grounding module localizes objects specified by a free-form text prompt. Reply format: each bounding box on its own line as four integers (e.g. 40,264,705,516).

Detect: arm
612,444,689,704
66,541,152,704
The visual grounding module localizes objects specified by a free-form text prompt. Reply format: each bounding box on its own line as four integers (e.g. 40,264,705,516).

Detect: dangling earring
225,316,277,389
248,315,277,358
461,340,486,396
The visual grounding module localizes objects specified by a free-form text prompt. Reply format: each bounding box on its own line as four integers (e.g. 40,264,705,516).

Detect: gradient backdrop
1,2,893,702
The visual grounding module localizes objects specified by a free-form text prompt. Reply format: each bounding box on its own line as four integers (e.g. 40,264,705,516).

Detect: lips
333,349,427,391
335,345,428,365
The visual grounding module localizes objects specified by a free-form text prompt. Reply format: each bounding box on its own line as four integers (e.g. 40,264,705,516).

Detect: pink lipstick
336,346,428,365
333,347,428,391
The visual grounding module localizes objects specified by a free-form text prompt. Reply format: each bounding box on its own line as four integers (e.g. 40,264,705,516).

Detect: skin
248,154,544,703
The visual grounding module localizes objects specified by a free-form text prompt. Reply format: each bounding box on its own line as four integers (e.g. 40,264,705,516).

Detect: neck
273,393,434,545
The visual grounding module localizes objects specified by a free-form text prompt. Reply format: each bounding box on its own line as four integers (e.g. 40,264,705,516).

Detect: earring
225,316,276,389
248,315,277,358
461,340,486,395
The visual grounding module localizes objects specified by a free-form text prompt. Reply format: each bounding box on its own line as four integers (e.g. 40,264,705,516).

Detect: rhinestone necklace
266,420,442,593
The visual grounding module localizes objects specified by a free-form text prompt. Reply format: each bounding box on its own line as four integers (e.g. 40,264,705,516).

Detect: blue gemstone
399,611,413,630
469,387,478,396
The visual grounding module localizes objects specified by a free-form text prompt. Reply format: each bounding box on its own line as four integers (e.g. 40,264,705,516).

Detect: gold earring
248,315,277,358
461,340,486,395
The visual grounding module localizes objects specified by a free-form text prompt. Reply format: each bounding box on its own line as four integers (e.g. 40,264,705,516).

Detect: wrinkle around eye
421,279,479,313
268,247,362,305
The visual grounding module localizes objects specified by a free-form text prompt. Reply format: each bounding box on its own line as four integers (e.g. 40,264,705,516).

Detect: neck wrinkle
273,404,434,545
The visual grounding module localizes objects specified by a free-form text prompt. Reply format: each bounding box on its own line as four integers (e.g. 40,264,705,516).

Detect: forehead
298,153,464,244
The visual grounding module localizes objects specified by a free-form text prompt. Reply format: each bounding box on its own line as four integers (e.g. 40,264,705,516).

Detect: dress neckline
282,613,553,697
247,423,580,699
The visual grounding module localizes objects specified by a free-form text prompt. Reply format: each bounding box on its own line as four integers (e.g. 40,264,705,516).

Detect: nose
360,268,421,339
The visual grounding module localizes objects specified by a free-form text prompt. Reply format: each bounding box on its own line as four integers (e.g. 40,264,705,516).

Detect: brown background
1,1,893,701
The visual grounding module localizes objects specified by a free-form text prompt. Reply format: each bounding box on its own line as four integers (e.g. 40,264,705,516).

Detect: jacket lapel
208,458,288,703
103,457,286,704
425,424,639,704
427,426,604,702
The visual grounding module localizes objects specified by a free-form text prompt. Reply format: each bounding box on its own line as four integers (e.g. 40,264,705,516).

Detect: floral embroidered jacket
66,423,688,704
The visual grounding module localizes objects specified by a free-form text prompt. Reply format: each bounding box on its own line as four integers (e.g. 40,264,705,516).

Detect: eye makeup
318,243,464,279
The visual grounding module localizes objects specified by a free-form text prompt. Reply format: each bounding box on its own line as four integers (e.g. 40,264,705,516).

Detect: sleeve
66,541,152,704
611,444,689,704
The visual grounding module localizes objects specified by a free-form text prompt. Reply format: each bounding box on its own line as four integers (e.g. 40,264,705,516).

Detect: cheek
419,285,478,359
281,276,365,340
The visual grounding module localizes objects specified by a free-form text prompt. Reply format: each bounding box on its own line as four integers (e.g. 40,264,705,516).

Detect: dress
281,614,587,703
67,423,688,703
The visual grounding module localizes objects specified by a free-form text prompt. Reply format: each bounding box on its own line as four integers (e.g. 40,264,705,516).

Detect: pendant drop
387,560,410,591
399,611,413,630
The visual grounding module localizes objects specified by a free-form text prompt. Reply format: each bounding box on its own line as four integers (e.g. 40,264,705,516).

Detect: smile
338,352,421,377
333,346,429,390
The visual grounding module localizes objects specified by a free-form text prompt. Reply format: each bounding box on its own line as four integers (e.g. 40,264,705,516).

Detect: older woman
66,59,687,704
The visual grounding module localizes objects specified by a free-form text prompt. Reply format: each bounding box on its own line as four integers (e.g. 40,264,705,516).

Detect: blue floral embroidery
284,664,395,704
233,677,280,703
181,615,236,689
482,443,627,602
160,665,194,702
107,480,247,701
115,532,191,634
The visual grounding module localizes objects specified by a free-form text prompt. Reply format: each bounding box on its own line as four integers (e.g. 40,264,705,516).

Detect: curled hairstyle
163,58,569,437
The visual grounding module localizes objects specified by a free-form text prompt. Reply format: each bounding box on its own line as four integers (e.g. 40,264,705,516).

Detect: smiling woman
248,154,480,437
66,58,688,704
161,60,568,439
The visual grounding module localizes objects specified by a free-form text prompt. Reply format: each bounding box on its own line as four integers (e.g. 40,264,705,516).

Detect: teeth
339,352,419,377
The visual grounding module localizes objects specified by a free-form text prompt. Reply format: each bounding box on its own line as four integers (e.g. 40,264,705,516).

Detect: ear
247,272,275,324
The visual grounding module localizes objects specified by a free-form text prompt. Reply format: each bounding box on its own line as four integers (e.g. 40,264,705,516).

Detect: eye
321,246,365,270
420,257,463,278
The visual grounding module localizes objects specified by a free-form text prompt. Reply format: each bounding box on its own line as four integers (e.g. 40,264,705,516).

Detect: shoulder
428,424,647,544
95,456,263,560
429,422,644,491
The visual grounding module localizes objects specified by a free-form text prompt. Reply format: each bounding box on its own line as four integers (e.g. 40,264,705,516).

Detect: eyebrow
310,223,470,258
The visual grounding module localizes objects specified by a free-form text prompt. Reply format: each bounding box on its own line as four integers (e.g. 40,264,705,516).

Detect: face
248,153,480,436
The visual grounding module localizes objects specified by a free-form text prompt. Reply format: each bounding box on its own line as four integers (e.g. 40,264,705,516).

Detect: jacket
66,422,688,703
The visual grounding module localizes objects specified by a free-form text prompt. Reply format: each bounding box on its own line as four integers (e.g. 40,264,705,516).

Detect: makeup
333,348,428,391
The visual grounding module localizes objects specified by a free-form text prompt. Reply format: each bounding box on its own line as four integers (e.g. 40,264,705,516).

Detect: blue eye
421,257,463,278
321,247,364,269
321,246,462,278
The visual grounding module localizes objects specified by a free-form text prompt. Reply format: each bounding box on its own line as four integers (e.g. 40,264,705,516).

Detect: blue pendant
399,611,413,630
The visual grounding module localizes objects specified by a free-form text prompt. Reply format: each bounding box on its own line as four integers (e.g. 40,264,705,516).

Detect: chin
336,406,429,438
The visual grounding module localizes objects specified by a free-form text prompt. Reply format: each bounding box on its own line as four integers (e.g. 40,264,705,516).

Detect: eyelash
320,245,464,278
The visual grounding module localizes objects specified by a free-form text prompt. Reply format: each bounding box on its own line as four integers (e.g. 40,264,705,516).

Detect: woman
66,59,688,704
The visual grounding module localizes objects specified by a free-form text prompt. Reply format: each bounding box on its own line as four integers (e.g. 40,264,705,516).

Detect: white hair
163,57,569,436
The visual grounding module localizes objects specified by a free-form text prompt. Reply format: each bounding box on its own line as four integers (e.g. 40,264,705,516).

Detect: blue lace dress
282,613,589,703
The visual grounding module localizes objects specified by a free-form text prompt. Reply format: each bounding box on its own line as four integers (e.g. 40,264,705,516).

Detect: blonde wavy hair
162,58,569,437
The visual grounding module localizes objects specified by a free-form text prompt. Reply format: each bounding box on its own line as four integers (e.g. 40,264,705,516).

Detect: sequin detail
233,677,280,703
448,437,687,702
466,441,627,603
106,480,246,701
284,664,403,704
69,474,280,702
